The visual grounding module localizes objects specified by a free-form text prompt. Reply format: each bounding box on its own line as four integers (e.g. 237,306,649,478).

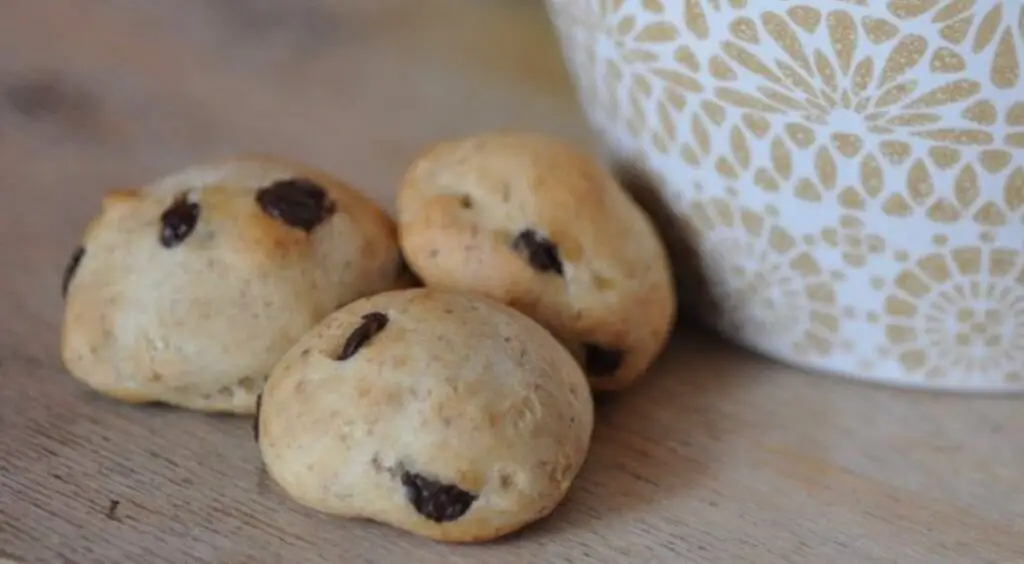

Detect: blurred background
0,0,593,361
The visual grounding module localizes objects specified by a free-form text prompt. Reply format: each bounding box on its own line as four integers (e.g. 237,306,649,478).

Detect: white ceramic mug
544,0,1024,392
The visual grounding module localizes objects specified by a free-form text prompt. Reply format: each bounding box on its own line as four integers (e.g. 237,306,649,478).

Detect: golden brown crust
60,156,409,414
258,288,594,543
396,132,676,391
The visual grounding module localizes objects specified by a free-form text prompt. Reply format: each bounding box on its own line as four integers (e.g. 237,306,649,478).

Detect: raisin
159,195,200,248
337,312,389,360
511,229,563,276
61,246,85,299
584,343,623,378
400,470,477,523
252,392,263,443
255,178,336,232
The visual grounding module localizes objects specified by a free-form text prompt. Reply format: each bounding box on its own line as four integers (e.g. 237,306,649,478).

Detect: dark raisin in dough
253,392,263,443
61,246,85,298
583,343,623,377
337,312,389,360
511,229,563,276
159,195,200,248
255,178,336,232
400,470,478,523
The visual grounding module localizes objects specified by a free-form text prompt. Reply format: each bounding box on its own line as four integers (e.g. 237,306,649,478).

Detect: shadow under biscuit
490,328,757,545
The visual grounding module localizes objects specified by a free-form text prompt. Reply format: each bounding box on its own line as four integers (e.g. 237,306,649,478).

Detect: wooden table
2,1,1022,562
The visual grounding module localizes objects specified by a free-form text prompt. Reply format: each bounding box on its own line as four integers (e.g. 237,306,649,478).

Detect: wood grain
1,1,1022,563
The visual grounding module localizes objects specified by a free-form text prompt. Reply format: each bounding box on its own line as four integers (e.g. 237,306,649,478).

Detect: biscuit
59,155,410,414
256,288,594,543
395,132,676,391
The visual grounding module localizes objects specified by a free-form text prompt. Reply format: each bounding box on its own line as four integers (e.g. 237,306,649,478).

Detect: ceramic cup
544,0,1024,392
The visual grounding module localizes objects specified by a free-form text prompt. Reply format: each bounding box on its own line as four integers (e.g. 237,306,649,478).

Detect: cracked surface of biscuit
256,288,594,543
396,132,677,391
59,155,409,414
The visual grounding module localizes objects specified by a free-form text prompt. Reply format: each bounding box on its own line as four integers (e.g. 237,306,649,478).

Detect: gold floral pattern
910,0,1023,90
547,0,631,137
818,214,886,268
704,5,1017,226
546,0,1024,389
880,241,1024,385
684,196,843,359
